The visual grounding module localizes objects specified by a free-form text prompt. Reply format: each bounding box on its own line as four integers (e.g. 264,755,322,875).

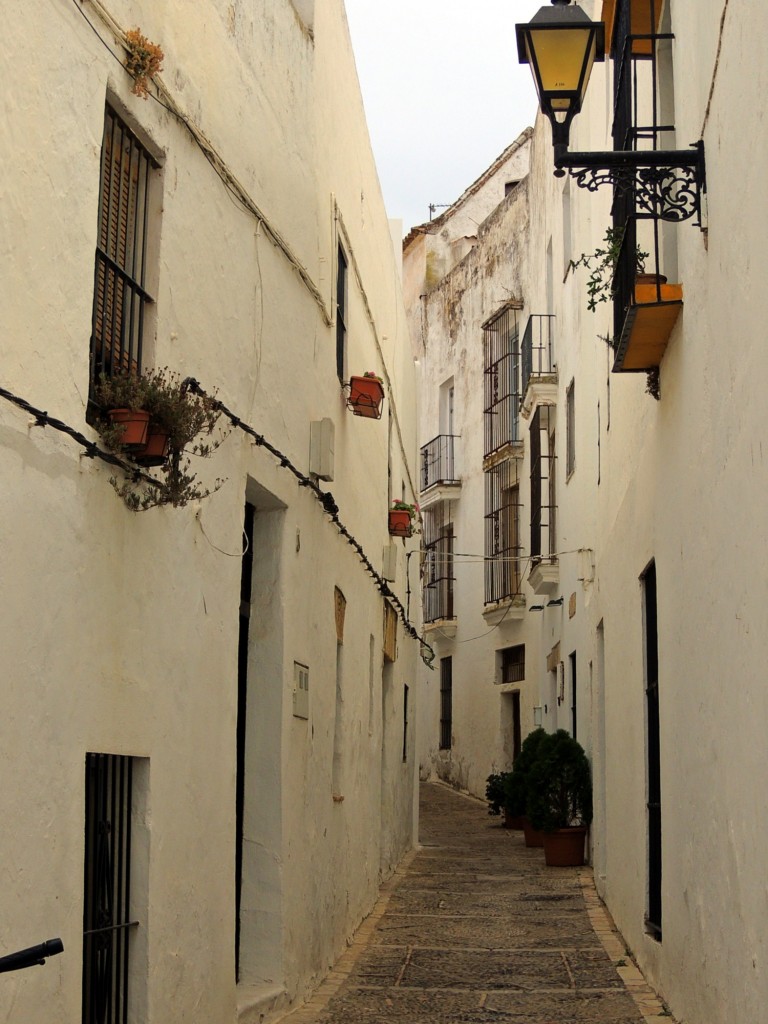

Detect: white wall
0,1,419,1021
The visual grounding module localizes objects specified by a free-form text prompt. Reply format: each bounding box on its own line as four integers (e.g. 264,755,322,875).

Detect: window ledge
529,559,559,595
482,595,526,625
419,481,461,510
520,378,558,421
424,618,458,640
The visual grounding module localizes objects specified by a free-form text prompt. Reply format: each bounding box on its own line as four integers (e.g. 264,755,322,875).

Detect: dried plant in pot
526,729,593,866
93,369,225,510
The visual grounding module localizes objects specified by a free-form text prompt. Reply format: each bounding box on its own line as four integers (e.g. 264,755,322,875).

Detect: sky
344,0,545,234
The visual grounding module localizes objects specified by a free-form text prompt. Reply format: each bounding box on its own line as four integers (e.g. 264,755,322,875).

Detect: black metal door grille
644,562,662,939
83,753,135,1024
439,657,453,750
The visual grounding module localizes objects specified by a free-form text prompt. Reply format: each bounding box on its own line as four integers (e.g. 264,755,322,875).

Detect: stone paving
281,782,673,1024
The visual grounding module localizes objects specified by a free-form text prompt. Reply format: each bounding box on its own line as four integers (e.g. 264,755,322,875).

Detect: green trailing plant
526,729,593,833
124,28,164,99
94,369,225,510
571,227,649,312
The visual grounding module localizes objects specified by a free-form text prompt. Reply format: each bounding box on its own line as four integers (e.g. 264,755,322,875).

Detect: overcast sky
344,0,545,234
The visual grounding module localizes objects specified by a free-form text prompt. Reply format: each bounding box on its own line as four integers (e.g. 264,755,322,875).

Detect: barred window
484,459,522,604
91,107,158,388
422,502,455,624
483,305,520,456
83,753,139,1024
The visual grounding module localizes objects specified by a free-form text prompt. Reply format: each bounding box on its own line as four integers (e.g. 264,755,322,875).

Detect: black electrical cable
183,379,435,667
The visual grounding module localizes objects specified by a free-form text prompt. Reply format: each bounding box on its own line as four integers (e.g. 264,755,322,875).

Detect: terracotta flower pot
348,375,384,419
522,817,546,848
134,428,170,467
108,408,150,447
388,509,413,538
542,826,588,867
503,809,524,830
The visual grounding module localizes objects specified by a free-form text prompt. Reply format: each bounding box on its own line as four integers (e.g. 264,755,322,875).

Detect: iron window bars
521,314,556,400
422,502,455,623
484,458,523,605
483,305,521,457
530,405,557,563
83,753,138,1024
91,107,157,392
420,434,459,490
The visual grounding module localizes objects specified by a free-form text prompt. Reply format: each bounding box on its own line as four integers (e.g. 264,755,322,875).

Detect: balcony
423,510,456,638
420,434,461,509
520,314,557,420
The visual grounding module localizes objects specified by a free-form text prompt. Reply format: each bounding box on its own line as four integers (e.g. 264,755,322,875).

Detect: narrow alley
282,783,670,1024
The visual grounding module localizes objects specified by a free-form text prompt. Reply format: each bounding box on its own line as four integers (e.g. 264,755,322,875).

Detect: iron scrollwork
568,163,702,223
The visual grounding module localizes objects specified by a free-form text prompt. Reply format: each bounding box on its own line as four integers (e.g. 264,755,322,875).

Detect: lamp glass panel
526,26,595,107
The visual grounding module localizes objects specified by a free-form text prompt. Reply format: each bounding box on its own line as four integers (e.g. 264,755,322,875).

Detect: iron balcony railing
422,508,455,623
420,434,460,491
521,315,556,398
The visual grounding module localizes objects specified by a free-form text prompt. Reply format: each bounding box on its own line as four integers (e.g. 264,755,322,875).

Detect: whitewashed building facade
0,2,420,1022
411,2,768,1023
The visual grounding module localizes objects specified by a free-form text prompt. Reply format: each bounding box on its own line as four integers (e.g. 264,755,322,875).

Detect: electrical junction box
309,418,335,481
382,543,398,582
293,662,309,719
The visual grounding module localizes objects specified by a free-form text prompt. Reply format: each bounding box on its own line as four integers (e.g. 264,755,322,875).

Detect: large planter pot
348,376,384,419
388,509,413,538
108,408,150,448
522,817,545,848
542,826,588,867
503,810,524,830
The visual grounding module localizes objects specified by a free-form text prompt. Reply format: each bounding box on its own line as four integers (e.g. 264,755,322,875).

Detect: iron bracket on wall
553,140,706,225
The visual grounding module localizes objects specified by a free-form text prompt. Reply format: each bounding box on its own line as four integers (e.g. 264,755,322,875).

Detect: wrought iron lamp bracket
553,140,706,225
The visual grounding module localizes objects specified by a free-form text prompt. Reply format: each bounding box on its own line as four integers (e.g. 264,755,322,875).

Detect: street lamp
515,0,705,224
515,0,604,158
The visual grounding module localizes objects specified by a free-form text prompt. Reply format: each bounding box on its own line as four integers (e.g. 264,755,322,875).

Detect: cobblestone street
282,782,671,1024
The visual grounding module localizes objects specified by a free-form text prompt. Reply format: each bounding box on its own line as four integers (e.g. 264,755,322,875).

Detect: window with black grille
502,644,525,684
422,502,455,623
484,459,522,604
91,107,158,390
439,657,452,750
483,305,520,457
336,245,347,381
83,753,138,1024
530,405,556,560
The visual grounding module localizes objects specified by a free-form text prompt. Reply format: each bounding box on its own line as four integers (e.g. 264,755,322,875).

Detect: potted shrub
510,727,549,847
93,369,223,509
501,770,527,830
485,771,509,819
388,499,418,538
526,729,593,867
348,372,385,419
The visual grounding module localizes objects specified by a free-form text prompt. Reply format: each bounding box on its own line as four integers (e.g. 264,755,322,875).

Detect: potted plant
347,372,385,419
526,729,593,866
485,771,509,819
93,369,223,509
388,499,418,538
571,226,649,312
94,372,152,449
510,727,549,847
